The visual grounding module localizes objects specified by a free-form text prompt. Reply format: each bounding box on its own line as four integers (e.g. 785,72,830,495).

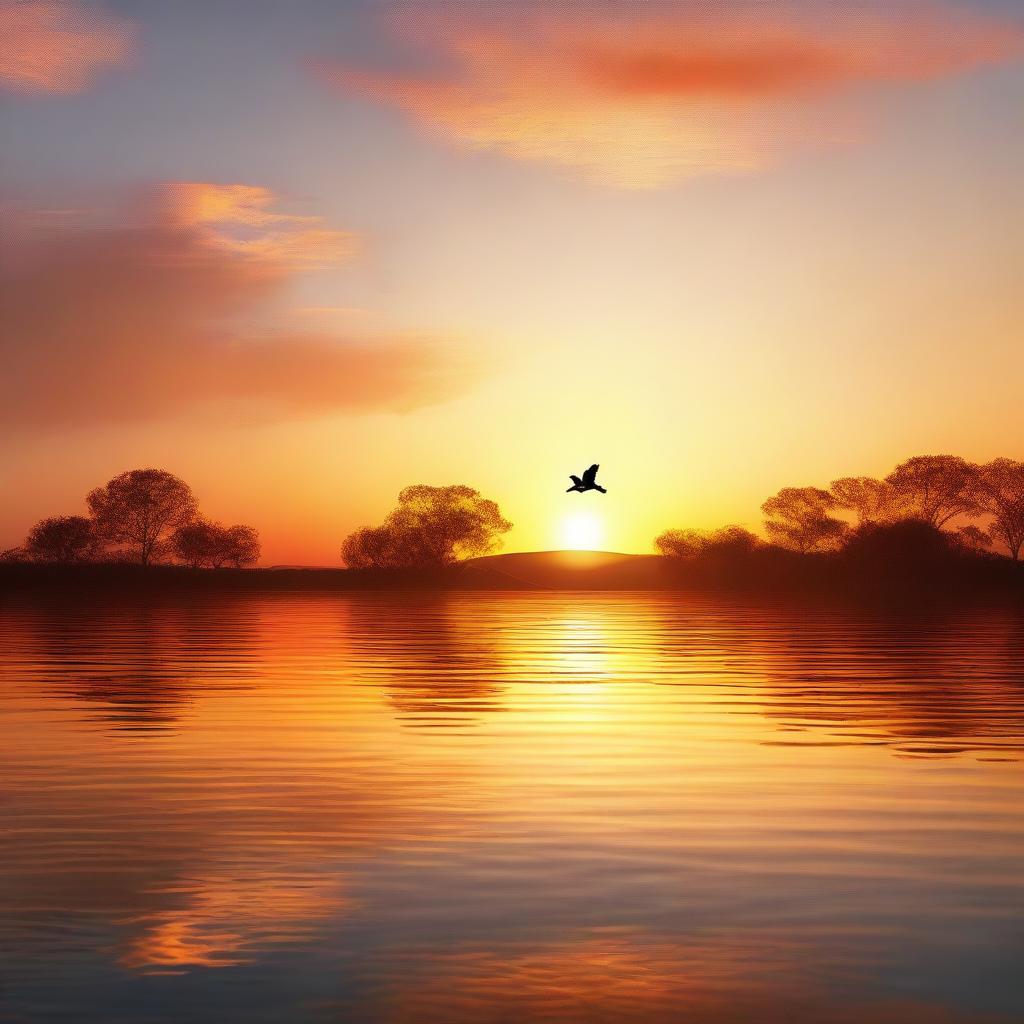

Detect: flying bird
566,464,606,494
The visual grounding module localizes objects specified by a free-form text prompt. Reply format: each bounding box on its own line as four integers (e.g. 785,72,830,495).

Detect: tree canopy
655,526,759,559
171,519,261,568
974,459,1024,560
761,486,849,553
883,455,980,528
87,469,198,566
24,515,96,564
342,485,512,569
829,476,904,525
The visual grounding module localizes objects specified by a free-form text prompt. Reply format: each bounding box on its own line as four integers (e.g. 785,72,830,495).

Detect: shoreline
2,559,1022,605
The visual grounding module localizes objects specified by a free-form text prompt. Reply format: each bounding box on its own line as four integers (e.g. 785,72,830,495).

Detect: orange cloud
0,186,475,426
161,183,359,269
0,0,135,95
319,3,1024,186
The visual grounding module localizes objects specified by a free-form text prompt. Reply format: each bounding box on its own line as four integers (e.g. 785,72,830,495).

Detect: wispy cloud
0,0,135,95
317,2,1024,187
161,183,360,270
0,185,476,427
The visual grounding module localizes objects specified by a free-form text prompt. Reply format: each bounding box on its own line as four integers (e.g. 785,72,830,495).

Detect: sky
1,0,1022,562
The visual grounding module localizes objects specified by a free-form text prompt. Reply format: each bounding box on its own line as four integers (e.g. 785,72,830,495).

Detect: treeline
2,469,259,568
656,454,1024,563
4,454,1021,580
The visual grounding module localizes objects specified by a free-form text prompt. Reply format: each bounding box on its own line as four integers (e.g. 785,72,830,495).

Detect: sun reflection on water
1,594,1022,1022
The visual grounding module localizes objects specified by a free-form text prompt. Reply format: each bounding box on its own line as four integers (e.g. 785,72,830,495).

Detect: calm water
2,592,1023,1023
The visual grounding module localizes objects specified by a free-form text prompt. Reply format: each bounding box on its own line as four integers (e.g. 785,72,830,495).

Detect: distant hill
462,550,672,589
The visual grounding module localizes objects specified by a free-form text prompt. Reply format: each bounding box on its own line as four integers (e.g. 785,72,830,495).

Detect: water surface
2,593,1023,1022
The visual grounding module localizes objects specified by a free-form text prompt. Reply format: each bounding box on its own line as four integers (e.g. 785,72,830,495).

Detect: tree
956,525,992,553
656,525,759,559
710,525,761,556
761,486,849,553
974,458,1024,560
884,455,980,529
24,515,97,563
171,519,260,568
341,525,408,570
829,476,905,525
341,485,512,569
87,469,197,566
171,519,218,568
655,528,705,559
221,524,260,567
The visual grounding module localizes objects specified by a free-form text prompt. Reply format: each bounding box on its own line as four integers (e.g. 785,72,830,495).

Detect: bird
566,464,606,494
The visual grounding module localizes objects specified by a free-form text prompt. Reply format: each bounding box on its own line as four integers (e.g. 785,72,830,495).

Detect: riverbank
2,548,1022,603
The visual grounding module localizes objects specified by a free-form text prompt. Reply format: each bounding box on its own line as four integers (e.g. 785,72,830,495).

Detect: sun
559,511,604,551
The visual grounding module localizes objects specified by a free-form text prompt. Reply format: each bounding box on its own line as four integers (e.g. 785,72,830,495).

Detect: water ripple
1,593,1022,1023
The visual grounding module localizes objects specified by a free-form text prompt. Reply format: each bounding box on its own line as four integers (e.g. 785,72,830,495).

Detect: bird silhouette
566,464,606,494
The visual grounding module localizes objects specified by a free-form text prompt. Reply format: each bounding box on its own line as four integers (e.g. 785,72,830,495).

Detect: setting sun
560,511,604,551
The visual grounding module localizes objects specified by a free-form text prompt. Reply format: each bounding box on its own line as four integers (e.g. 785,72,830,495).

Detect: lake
2,592,1023,1023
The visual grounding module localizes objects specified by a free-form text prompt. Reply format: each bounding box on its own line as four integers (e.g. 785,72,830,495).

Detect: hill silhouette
461,550,668,589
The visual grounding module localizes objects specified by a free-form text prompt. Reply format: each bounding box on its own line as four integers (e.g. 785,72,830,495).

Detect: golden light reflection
379,934,997,1024
3,594,1023,1020
119,871,345,973
550,614,611,681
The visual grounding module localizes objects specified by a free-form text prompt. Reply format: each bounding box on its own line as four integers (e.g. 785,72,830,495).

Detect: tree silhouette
171,521,209,568
24,515,97,563
761,486,848,553
342,485,512,569
956,524,992,553
884,455,980,528
221,524,260,567
341,525,405,570
974,458,1024,560
87,469,197,566
171,519,260,568
655,529,707,559
829,476,905,525
655,525,759,559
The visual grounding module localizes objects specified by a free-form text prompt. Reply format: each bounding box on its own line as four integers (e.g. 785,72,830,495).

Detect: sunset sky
1,0,1022,563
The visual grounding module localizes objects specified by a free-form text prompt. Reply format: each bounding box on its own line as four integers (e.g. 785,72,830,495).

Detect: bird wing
582,464,598,484
569,475,582,486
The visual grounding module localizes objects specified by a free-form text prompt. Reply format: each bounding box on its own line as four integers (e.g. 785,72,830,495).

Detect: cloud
0,186,475,427
0,0,135,95
161,183,360,269
318,2,1024,187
